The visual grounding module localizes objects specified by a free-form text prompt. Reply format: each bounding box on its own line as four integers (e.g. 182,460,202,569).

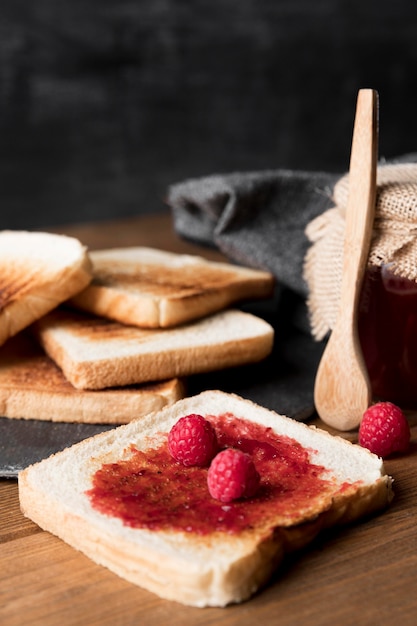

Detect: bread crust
69,247,274,328
18,391,393,607
0,333,184,423
0,231,92,346
33,309,274,390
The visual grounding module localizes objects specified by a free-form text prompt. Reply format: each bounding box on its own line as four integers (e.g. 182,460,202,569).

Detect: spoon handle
314,89,378,430
339,89,378,320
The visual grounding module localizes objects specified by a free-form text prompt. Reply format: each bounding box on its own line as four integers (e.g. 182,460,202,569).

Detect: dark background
1,0,417,230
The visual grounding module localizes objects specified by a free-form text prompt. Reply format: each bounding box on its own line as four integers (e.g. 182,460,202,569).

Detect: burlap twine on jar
303,162,417,341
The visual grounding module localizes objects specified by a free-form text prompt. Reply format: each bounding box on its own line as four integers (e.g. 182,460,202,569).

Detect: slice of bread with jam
18,391,393,607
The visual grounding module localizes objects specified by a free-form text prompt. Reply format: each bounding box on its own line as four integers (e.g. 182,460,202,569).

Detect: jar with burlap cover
303,162,417,340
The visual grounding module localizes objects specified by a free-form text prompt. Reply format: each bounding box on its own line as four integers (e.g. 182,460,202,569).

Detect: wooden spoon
314,88,378,430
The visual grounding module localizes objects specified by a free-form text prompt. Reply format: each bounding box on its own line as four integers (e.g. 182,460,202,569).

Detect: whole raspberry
168,414,218,467
359,401,410,458
207,448,260,503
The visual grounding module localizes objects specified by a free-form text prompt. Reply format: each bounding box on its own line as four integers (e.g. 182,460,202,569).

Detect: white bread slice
69,246,274,328
0,230,92,347
18,391,393,608
32,308,274,390
0,333,184,424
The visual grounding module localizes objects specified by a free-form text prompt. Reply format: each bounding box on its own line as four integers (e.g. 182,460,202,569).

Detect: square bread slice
18,391,393,607
0,230,92,346
0,333,184,424
33,308,274,390
69,246,274,328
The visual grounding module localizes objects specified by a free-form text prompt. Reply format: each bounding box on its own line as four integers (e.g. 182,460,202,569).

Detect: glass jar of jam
358,263,417,409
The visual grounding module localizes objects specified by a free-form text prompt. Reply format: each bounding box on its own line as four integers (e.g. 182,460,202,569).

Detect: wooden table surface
2,212,417,626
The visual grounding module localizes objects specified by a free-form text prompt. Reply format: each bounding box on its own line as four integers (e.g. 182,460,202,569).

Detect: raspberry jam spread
359,265,417,409
87,413,342,535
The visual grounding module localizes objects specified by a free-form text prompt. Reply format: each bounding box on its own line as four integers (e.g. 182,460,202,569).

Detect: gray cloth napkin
167,169,340,297
167,154,417,298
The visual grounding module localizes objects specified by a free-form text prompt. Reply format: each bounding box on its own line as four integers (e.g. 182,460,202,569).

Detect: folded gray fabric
167,153,417,297
167,169,340,297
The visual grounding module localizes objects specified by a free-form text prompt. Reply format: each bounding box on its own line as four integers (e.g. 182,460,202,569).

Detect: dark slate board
0,421,116,478
0,292,325,478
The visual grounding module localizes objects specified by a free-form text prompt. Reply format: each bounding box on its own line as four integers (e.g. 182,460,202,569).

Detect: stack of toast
0,230,275,424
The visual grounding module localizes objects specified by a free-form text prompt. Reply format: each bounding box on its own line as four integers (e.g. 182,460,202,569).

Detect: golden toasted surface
0,274,33,310
0,334,79,392
0,332,185,423
70,246,275,329
0,230,92,346
93,262,246,298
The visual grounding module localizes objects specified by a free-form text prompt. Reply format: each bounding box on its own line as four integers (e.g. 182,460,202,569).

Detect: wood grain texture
2,425,417,626
49,213,228,259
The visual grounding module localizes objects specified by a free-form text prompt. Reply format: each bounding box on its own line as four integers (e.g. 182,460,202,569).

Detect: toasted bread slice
0,333,184,423
69,247,274,328
33,308,274,390
0,230,92,347
19,391,393,607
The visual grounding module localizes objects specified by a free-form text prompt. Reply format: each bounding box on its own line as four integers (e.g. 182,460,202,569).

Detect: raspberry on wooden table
358,401,410,458
207,448,260,503
168,414,218,467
